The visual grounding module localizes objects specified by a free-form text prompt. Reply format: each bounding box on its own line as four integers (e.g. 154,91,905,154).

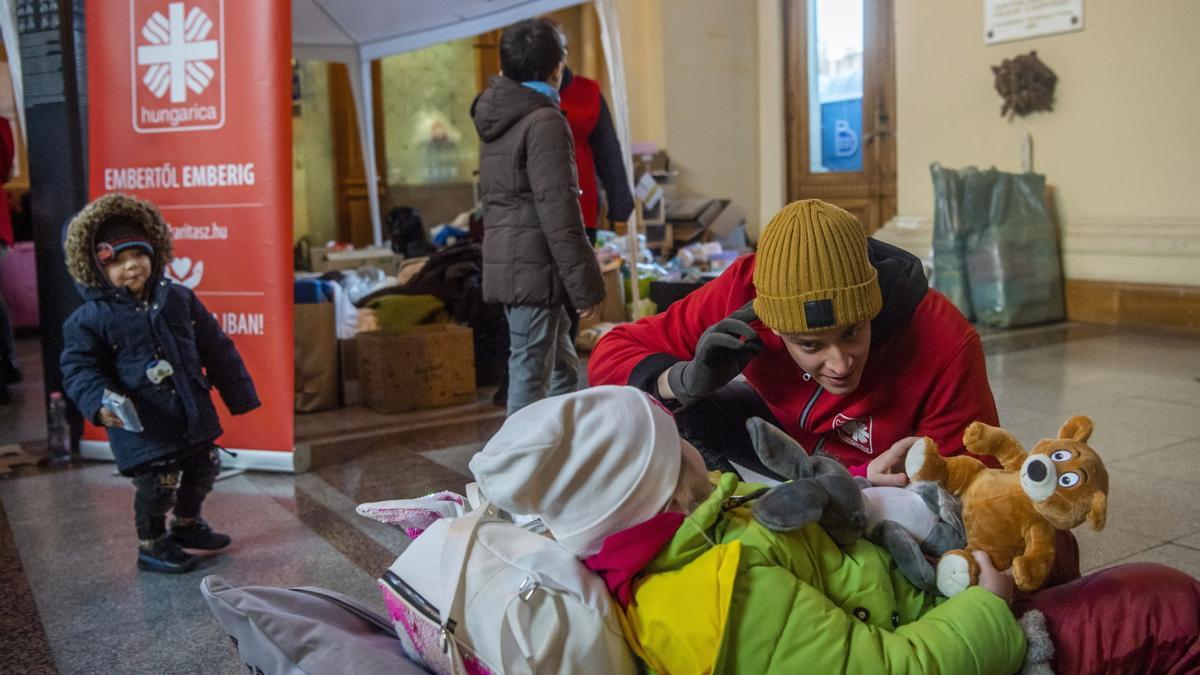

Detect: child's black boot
169,518,231,550
137,535,198,573
0,357,21,385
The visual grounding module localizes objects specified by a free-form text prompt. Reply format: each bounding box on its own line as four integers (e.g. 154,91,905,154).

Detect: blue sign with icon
820,98,862,171
818,69,863,172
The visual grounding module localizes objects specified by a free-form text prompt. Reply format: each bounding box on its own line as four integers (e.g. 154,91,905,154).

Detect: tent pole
346,57,383,247
1,0,28,148
594,0,642,320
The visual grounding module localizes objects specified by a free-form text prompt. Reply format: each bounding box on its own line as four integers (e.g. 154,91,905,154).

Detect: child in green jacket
469,386,1200,674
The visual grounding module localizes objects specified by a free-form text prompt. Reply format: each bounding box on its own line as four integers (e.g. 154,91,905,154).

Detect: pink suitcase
0,241,38,329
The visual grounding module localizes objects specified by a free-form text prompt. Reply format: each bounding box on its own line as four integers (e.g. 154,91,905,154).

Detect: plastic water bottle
47,392,72,465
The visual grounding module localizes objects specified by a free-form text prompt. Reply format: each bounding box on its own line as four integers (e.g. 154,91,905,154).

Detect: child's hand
867,437,918,487
98,406,124,428
974,550,1014,605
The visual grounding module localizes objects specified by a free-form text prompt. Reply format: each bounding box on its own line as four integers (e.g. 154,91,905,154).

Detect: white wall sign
985,0,1084,45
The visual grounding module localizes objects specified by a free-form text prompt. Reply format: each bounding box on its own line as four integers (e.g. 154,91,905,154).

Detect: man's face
776,321,872,396
104,248,152,295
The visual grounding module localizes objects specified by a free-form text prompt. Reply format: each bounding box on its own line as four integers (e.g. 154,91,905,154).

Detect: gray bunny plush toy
747,418,966,594
748,417,868,548
749,418,1054,672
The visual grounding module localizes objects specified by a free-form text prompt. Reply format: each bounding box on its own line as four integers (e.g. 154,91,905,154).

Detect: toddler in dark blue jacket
60,193,260,573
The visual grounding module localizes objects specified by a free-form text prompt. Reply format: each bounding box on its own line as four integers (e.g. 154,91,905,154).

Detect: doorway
785,0,896,232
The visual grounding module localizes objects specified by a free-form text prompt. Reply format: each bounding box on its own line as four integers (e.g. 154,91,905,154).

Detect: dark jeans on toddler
129,444,221,541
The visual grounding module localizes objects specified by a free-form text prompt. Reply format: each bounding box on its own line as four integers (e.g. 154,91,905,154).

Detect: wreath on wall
992,51,1057,120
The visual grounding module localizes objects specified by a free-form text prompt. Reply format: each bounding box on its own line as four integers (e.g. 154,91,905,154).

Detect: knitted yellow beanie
752,200,882,333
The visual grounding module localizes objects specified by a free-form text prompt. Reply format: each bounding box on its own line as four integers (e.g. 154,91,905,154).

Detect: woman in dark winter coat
60,193,259,573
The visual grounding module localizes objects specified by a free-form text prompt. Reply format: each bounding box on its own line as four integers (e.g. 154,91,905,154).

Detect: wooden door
329,62,386,247
785,0,896,233
474,30,502,91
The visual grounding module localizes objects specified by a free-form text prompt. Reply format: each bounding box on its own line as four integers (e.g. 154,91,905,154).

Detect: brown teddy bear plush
904,416,1109,597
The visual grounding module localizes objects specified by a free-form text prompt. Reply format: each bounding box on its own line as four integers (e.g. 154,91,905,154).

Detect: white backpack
379,502,638,675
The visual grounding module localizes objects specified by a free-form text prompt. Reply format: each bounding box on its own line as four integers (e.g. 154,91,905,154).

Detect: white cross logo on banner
137,2,219,103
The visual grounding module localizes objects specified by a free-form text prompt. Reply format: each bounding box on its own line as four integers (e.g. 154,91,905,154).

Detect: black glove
666,302,763,406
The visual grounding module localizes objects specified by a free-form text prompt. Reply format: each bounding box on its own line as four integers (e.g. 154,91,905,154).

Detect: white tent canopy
292,0,642,314
293,0,590,63
0,0,642,311
292,0,633,242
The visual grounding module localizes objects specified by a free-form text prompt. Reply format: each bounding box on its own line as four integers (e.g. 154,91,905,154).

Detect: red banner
85,0,293,459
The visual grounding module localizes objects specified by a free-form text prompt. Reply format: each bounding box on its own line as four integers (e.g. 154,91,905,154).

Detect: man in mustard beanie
584,201,1200,673
589,199,993,488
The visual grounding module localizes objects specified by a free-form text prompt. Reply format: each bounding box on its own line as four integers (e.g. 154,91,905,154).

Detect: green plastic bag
964,169,1064,327
931,164,1065,327
930,163,974,320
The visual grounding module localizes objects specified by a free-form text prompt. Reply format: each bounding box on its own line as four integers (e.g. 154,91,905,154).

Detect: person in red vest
556,61,633,242
555,31,634,355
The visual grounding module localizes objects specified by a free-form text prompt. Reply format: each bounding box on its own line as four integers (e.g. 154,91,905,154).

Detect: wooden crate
357,324,476,413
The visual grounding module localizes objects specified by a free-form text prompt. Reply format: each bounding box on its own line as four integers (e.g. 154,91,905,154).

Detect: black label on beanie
804,299,835,329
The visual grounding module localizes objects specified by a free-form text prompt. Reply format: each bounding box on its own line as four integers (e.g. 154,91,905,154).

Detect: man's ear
1058,416,1094,443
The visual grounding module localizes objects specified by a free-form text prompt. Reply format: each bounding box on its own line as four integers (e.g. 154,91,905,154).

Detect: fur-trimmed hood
64,193,173,288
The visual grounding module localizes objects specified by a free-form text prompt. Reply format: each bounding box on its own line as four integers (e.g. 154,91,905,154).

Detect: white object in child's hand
861,486,939,541
145,359,174,385
102,389,144,433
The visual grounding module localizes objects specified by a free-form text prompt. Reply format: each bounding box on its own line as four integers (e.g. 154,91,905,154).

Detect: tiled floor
1,323,1199,673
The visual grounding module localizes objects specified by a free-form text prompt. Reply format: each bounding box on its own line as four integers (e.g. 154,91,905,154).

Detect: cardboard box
338,337,360,407
581,258,626,330
357,324,476,414
643,222,674,256
670,199,748,249
633,149,669,178
633,163,668,244
706,201,749,251
294,303,339,413
598,258,627,323
667,197,722,231
310,247,403,275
